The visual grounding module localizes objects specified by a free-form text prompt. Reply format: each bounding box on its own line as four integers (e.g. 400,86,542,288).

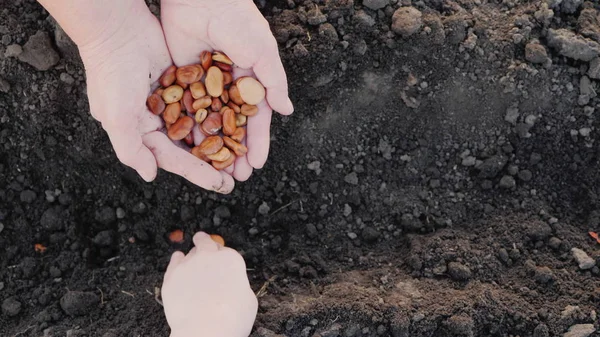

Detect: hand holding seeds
161,0,294,181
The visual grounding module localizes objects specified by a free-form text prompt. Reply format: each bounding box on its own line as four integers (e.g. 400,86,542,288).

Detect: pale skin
37,0,293,194
35,0,287,335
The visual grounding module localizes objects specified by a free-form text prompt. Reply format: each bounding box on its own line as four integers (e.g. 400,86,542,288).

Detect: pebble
348,232,358,239
306,223,318,239
258,202,270,215
292,43,309,58
20,189,37,203
518,169,533,182
132,201,147,214
534,323,550,337
41,206,64,231
535,266,554,283
180,205,195,222
60,291,100,316
214,205,231,218
4,44,22,58
499,175,516,189
92,230,115,247
0,77,9,93
343,204,352,217
116,207,126,219
95,206,116,225
588,57,600,79
2,297,22,317
571,248,596,270
318,23,338,41
391,7,423,38
307,6,327,26
45,190,56,203
478,155,508,178
363,0,389,10
525,43,549,64
362,227,381,242
344,172,359,185
353,39,368,55
505,107,520,125
461,156,476,166
563,324,595,337
448,262,472,281
18,30,60,71
354,10,376,27
60,72,75,85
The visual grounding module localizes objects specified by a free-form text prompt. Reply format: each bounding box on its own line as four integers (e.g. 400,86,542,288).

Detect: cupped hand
162,232,258,337
79,0,234,193
161,0,294,182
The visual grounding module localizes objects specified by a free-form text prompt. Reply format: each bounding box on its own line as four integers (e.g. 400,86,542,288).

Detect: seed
223,136,248,157
167,116,194,141
235,114,247,127
184,132,194,146
209,234,225,246
207,147,232,161
237,77,266,105
212,51,233,65
222,109,236,136
211,97,223,111
231,127,246,143
197,135,224,155
154,87,164,96
162,85,184,104
195,109,208,124
191,146,211,162
200,51,213,71
176,65,204,84
159,65,177,87
228,84,244,105
147,94,165,115
241,104,258,117
190,82,207,99
182,90,194,113
176,79,189,90
214,61,233,72
212,154,236,170
223,72,233,86
163,102,182,125
227,101,241,113
205,66,224,97
193,96,212,110
201,112,223,136
221,90,230,104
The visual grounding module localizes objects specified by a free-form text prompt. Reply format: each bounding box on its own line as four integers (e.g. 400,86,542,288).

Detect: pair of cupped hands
79,0,292,193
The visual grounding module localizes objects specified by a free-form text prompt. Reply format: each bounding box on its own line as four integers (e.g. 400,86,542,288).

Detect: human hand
162,232,258,337
161,0,294,182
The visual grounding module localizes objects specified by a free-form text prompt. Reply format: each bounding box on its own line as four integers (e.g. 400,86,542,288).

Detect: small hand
80,0,234,193
162,232,258,337
161,0,294,181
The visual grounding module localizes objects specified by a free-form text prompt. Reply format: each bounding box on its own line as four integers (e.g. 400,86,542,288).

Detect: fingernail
138,169,155,182
286,97,294,114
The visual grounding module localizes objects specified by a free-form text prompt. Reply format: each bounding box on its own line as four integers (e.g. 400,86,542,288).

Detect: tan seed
231,127,246,143
207,147,232,162
193,96,212,110
241,104,258,117
212,51,233,65
235,114,247,127
205,66,224,97
223,72,233,86
200,51,213,71
222,108,236,136
190,82,207,99
227,101,241,113
191,146,211,162
212,154,235,170
195,109,208,124
167,116,194,141
163,102,182,125
223,136,248,157
237,77,265,105
162,85,184,104
228,84,244,105
159,65,177,87
197,135,224,155
176,65,204,84
214,61,233,72
182,90,194,113
147,94,165,115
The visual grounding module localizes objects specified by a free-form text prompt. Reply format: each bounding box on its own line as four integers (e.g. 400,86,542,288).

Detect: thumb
104,122,158,182
164,251,185,280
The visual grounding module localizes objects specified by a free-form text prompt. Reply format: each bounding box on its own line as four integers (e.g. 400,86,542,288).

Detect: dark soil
1,0,599,336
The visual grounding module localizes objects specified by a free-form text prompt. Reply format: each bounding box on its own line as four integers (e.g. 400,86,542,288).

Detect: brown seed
182,90,194,113
147,94,165,115
162,85,184,104
207,147,232,162
193,96,212,110
219,106,229,115
228,84,244,105
191,146,211,162
223,109,236,136
197,135,224,155
231,127,246,143
205,66,224,97
200,51,213,71
167,116,194,140
214,61,233,72
227,101,241,113
176,79,189,90
240,104,258,117
195,109,208,124
159,65,177,87
176,65,204,84
190,82,207,99
223,72,233,86
163,102,182,125
184,132,194,146
221,90,230,104
212,51,233,65
237,77,266,105
223,136,248,157
212,154,235,170
201,112,223,136
235,114,247,127
211,97,223,112
154,87,164,96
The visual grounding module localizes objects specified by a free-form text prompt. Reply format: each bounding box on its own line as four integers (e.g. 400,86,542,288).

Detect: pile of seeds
146,51,265,170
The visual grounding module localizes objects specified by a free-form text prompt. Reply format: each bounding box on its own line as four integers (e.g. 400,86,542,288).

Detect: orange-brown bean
167,116,194,140
223,136,248,157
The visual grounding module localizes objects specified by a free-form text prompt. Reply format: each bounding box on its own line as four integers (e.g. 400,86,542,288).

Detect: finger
233,140,253,181
104,123,158,182
246,100,272,169
164,251,185,280
252,38,293,115
224,161,235,175
193,232,219,252
161,5,213,67
142,131,235,193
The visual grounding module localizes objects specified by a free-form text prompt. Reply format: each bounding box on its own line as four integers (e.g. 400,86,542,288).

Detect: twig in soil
105,256,120,263
269,200,298,216
97,287,105,305
121,290,135,297
255,276,277,298
12,325,34,337
154,287,164,307
307,31,312,42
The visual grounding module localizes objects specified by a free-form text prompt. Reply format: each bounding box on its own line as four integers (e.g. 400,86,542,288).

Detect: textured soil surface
1,0,600,336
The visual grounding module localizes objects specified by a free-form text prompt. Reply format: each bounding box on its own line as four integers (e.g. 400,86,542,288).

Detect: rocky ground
1,0,600,336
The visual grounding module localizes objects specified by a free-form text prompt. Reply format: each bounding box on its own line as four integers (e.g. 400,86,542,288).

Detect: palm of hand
161,0,293,181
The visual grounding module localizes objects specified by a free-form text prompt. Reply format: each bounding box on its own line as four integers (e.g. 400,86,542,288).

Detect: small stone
307,6,327,26
448,262,472,281
95,206,116,225
92,230,115,247
353,39,368,55
0,77,9,93
18,30,60,71
318,23,339,41
518,169,533,182
571,248,596,270
525,43,549,64
461,156,476,166
588,57,600,79
306,223,318,239
445,315,474,336
533,323,550,337
347,232,358,239
2,297,22,317
344,172,359,185
116,208,126,219
362,227,381,242
60,291,100,316
563,324,595,337
391,7,423,38
4,44,22,58
214,205,231,219
499,175,516,189
258,202,271,215
354,10,376,27
41,206,64,231
180,205,195,222
292,43,309,58
363,0,389,10
132,202,147,214
20,190,37,203
60,73,75,85
505,107,520,125
478,155,508,178
535,266,554,283
548,237,562,250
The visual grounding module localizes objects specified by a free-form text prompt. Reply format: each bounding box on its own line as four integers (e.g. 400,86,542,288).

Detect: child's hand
161,232,258,337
